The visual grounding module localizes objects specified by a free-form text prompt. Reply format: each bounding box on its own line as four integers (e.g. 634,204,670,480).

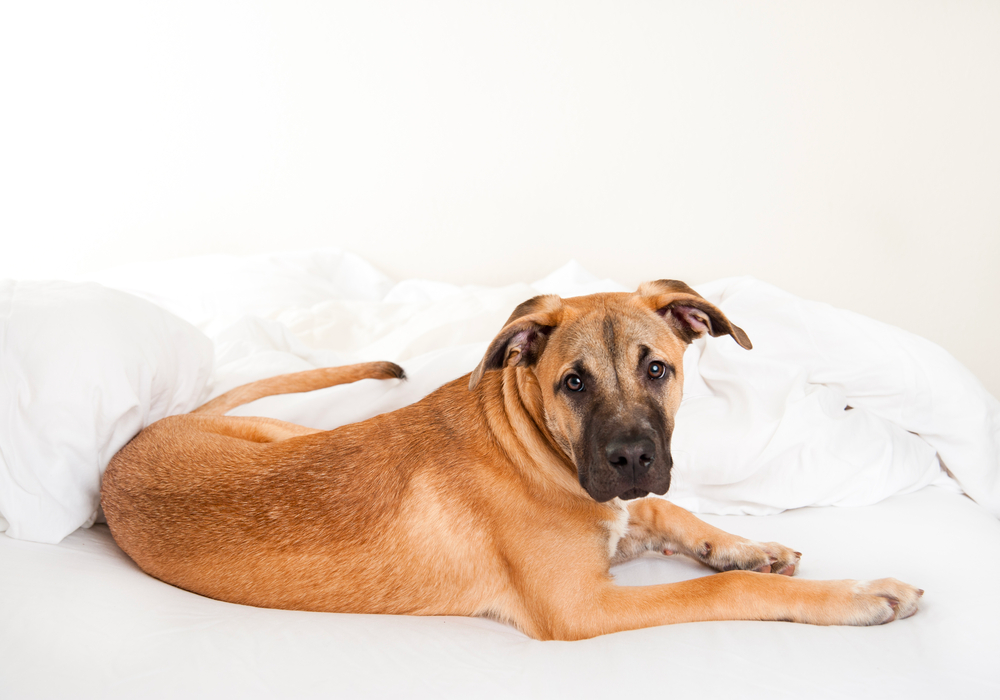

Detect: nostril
605,438,656,475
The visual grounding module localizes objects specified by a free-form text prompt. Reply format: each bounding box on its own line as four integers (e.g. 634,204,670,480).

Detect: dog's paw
801,578,924,626
842,579,923,625
692,538,801,576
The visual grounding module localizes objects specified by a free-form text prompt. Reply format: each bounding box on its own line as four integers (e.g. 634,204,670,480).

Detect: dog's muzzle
580,430,672,502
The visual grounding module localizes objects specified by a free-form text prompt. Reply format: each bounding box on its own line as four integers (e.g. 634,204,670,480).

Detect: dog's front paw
846,579,923,625
800,578,924,626
691,538,801,576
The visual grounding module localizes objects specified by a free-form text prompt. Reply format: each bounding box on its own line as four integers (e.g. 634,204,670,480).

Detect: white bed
2,251,999,698
3,486,998,699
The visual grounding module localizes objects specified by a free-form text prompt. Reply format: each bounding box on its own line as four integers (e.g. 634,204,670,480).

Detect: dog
101,280,922,640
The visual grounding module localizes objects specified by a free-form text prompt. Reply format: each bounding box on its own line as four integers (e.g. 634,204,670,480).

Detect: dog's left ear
468,295,563,390
638,280,752,349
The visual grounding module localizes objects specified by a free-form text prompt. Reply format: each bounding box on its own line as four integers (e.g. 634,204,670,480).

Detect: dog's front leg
612,498,800,575
530,571,922,641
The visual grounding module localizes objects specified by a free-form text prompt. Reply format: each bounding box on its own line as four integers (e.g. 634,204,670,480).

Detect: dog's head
469,280,751,502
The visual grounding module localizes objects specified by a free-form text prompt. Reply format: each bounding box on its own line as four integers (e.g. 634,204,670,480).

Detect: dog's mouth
577,459,671,502
616,487,650,501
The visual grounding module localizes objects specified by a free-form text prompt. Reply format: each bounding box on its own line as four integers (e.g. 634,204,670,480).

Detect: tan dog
102,280,922,640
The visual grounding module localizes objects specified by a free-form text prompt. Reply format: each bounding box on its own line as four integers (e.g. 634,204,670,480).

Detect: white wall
2,1,998,395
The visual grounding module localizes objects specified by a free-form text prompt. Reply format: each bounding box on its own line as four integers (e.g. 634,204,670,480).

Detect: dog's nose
605,437,656,478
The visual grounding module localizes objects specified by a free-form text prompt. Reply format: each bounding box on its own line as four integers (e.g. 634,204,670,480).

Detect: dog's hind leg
182,415,323,443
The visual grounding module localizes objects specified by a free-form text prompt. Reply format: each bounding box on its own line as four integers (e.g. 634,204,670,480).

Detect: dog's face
469,280,751,503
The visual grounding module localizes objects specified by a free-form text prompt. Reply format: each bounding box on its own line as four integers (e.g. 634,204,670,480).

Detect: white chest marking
605,499,630,559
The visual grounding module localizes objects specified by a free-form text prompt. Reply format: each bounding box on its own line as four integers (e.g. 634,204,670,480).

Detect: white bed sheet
81,250,1000,520
3,249,998,698
3,485,998,699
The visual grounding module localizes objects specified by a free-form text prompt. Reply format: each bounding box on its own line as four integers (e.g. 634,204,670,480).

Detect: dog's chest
603,499,630,559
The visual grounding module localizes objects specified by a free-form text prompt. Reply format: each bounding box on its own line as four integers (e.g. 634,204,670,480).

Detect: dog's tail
192,361,406,416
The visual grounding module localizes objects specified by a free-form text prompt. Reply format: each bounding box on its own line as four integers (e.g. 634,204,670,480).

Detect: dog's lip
577,461,672,502
616,487,650,501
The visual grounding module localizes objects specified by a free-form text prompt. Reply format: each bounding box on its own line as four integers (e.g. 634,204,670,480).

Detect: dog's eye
648,362,666,379
565,374,584,392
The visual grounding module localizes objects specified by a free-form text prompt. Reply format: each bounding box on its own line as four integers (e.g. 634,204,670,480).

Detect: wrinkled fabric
0,281,213,543
85,249,998,517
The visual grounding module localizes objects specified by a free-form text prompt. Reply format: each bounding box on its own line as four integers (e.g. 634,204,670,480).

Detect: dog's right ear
468,295,563,390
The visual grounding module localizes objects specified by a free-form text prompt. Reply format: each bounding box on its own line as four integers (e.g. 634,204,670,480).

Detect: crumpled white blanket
89,248,1000,518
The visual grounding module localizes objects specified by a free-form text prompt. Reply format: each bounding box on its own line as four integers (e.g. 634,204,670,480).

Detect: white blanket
87,249,1000,519
5,485,999,699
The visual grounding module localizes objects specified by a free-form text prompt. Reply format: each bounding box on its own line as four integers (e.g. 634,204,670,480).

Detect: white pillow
0,281,213,544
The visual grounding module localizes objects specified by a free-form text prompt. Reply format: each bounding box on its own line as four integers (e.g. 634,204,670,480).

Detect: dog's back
102,374,522,616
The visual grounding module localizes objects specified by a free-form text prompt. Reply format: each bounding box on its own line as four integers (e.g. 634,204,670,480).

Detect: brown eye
565,374,584,392
648,362,666,379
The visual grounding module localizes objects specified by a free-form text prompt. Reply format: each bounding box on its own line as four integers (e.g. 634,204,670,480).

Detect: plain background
2,1,998,396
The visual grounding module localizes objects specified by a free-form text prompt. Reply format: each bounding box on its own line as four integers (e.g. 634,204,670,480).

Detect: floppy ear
637,279,752,350
468,295,562,390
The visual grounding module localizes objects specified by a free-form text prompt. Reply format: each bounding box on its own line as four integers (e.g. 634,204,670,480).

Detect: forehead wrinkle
614,312,675,377
637,344,651,366
545,316,602,384
572,308,647,362
601,315,621,390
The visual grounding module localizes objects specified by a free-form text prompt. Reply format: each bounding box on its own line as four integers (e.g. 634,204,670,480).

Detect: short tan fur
102,282,921,640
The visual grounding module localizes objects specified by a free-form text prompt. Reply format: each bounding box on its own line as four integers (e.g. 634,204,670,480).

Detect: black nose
605,437,656,478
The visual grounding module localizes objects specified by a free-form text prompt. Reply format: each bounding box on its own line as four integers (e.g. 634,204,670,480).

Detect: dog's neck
472,367,584,499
